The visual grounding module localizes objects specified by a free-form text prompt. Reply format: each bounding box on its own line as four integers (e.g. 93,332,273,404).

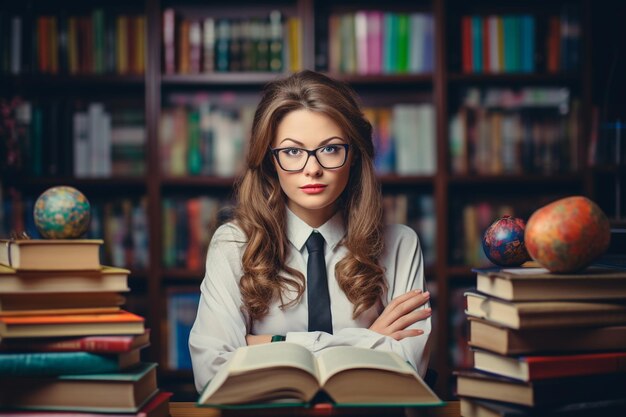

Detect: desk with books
169,402,461,417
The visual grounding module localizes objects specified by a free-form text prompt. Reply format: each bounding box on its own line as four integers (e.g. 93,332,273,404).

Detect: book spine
1,336,135,353
0,352,120,376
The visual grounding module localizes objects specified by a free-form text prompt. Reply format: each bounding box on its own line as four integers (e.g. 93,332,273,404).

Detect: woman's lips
300,184,327,194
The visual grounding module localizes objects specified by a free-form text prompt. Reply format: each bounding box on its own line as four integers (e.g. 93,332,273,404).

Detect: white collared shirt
189,208,431,393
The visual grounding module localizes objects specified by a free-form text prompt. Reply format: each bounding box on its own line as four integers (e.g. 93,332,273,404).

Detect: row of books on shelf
327,12,434,75
449,87,579,175
0,237,171,415
383,193,436,267
0,9,146,76
0,97,146,178
163,9,302,74
460,6,580,74
159,93,255,178
161,196,228,270
1,190,149,270
366,103,436,175
456,265,626,416
449,197,562,267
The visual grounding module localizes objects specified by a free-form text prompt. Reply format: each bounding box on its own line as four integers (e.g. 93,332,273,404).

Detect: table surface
169,402,461,417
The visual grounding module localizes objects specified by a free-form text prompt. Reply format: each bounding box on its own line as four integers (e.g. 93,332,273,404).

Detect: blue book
168,290,200,370
520,15,535,73
422,15,434,72
502,15,516,72
471,15,483,73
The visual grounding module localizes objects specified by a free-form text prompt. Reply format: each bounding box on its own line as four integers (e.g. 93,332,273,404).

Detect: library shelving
0,0,596,400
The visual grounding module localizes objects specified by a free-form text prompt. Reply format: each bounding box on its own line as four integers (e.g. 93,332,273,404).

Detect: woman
189,70,432,393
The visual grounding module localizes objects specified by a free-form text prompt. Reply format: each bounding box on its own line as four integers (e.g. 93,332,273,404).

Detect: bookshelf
0,0,596,400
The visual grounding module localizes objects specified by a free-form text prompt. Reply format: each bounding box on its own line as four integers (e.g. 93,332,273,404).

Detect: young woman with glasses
189,70,432,393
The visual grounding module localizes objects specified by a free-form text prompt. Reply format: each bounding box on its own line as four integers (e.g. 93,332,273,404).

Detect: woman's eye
321,145,339,153
283,148,302,157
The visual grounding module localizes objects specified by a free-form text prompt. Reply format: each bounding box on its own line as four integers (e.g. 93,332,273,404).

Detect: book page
316,346,414,385
501,267,548,274
198,343,319,404
229,342,318,378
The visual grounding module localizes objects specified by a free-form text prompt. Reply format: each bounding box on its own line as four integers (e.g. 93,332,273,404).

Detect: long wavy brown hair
234,70,386,323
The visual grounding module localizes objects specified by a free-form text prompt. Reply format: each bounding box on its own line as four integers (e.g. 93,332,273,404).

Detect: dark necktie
306,232,333,334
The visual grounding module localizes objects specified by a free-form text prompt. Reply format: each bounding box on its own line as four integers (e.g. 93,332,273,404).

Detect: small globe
33,186,91,239
482,215,530,267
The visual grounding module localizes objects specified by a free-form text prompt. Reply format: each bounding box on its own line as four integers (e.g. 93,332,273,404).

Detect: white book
393,104,421,175
418,104,436,174
354,11,368,74
409,14,425,73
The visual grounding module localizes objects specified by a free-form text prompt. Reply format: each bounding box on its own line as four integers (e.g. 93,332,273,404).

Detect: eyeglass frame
269,143,351,172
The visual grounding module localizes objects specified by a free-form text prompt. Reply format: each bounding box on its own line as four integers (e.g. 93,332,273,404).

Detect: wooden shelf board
448,173,583,185
161,72,286,86
448,72,580,85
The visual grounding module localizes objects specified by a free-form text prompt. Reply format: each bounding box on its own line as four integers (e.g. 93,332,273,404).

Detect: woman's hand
369,289,431,341
246,334,272,345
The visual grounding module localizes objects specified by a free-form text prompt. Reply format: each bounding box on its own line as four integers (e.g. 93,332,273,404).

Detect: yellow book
288,17,302,72
116,15,128,74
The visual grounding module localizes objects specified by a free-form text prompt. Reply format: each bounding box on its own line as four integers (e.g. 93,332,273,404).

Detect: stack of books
456,265,626,416
0,238,170,417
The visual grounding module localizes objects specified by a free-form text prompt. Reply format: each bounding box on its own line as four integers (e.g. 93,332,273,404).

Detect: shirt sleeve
285,225,432,377
188,224,249,393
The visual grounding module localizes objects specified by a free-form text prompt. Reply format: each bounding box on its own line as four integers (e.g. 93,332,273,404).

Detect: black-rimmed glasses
270,144,350,172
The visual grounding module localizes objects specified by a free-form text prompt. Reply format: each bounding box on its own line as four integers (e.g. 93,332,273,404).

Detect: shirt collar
286,207,346,252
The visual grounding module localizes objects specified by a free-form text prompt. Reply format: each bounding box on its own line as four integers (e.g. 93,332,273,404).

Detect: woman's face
271,109,352,228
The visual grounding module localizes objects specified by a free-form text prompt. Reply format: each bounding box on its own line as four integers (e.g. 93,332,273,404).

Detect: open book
197,343,443,408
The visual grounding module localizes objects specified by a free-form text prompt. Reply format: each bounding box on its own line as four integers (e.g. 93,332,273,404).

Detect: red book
37,17,49,73
474,349,626,382
0,329,151,353
461,16,472,73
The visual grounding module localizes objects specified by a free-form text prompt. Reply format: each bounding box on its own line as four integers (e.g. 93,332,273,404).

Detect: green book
197,343,443,409
396,13,410,73
0,349,141,377
187,111,202,175
0,362,158,412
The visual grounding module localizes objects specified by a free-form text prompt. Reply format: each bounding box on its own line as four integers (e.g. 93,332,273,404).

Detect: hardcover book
0,362,158,412
0,292,125,316
0,391,171,417
465,291,626,329
472,349,626,381
0,347,142,376
460,397,626,417
467,318,626,355
197,343,443,408
455,369,626,407
0,330,150,353
0,239,103,271
472,266,626,301
0,310,145,338
0,265,130,293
